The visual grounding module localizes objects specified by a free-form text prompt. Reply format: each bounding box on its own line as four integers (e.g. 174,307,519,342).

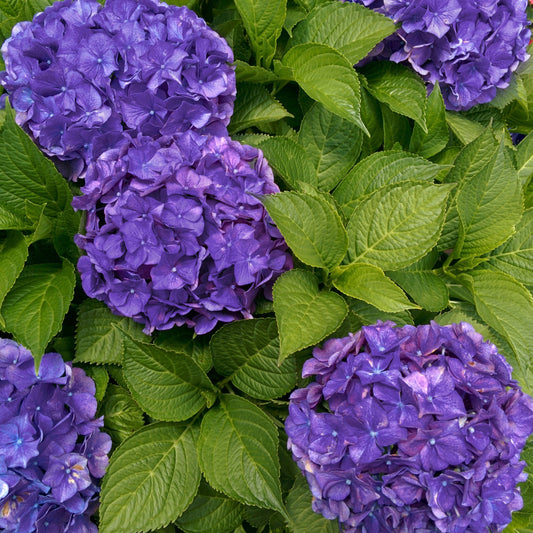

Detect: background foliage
0,0,532,531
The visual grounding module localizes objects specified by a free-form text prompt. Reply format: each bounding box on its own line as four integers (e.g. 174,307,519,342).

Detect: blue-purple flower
286,321,533,532
0,0,236,178
73,132,293,335
349,0,531,110
0,338,111,533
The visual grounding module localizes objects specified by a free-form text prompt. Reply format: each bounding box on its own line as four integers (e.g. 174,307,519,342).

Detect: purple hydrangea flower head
0,338,111,533
0,0,236,178
285,321,533,532
73,131,293,335
348,0,531,110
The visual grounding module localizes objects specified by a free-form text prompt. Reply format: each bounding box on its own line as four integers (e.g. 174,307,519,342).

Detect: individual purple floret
73,132,293,335
0,0,236,178
348,0,531,110
0,338,111,533
285,321,533,532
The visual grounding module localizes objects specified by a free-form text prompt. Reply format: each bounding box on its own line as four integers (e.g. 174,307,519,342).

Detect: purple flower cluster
0,0,235,178
285,321,533,532
350,0,531,110
73,132,292,335
0,338,111,532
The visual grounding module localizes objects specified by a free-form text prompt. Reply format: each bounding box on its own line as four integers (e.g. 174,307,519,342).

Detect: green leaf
456,141,522,257
387,270,449,312
439,127,499,251
101,384,145,447
283,44,365,132
298,103,362,191
350,300,413,326
333,262,417,312
175,481,244,533
155,329,212,374
100,421,200,533
346,183,453,270
361,62,427,132
273,270,348,361
409,83,448,158
230,83,292,133
288,2,395,65
381,105,411,150
0,105,71,219
234,0,286,67
235,60,279,83
198,394,285,515
79,364,109,402
2,261,75,366
261,191,347,270
445,111,486,145
487,208,533,285
75,300,144,365
0,231,27,326
286,476,338,533
467,270,533,396
251,136,318,189
333,150,448,219
123,338,216,422
211,318,296,400
0,204,33,230
516,131,533,185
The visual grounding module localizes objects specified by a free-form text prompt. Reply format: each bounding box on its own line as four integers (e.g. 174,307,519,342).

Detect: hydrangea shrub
73,132,292,334
0,0,530,532
286,321,533,531
0,339,111,532
0,0,235,178
349,0,531,110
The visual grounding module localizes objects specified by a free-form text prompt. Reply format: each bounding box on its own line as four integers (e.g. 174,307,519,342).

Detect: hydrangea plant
0,0,531,532
350,0,531,109
73,131,292,334
0,339,111,532
0,0,235,178
286,321,533,531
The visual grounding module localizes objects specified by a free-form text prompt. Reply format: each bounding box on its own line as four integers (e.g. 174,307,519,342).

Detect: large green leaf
251,136,318,190
230,83,292,133
0,231,27,325
273,270,348,361
456,141,522,257
211,319,296,400
350,300,413,327
346,183,453,269
298,103,362,191
100,422,200,533
0,105,71,219
234,0,286,67
387,270,449,312
361,62,427,132
409,82,448,158
100,384,145,447
75,300,144,365
175,481,244,533
487,208,533,285
123,338,216,422
516,131,533,185
333,150,448,219
0,204,33,231
261,191,348,270
286,476,338,533
288,1,395,65
332,262,417,312
467,270,533,396
283,44,365,131
198,394,285,515
2,261,75,366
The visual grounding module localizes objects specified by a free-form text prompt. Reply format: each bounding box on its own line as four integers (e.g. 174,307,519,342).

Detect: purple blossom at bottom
348,0,531,110
73,132,293,335
0,0,235,178
0,338,111,533
285,321,533,532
